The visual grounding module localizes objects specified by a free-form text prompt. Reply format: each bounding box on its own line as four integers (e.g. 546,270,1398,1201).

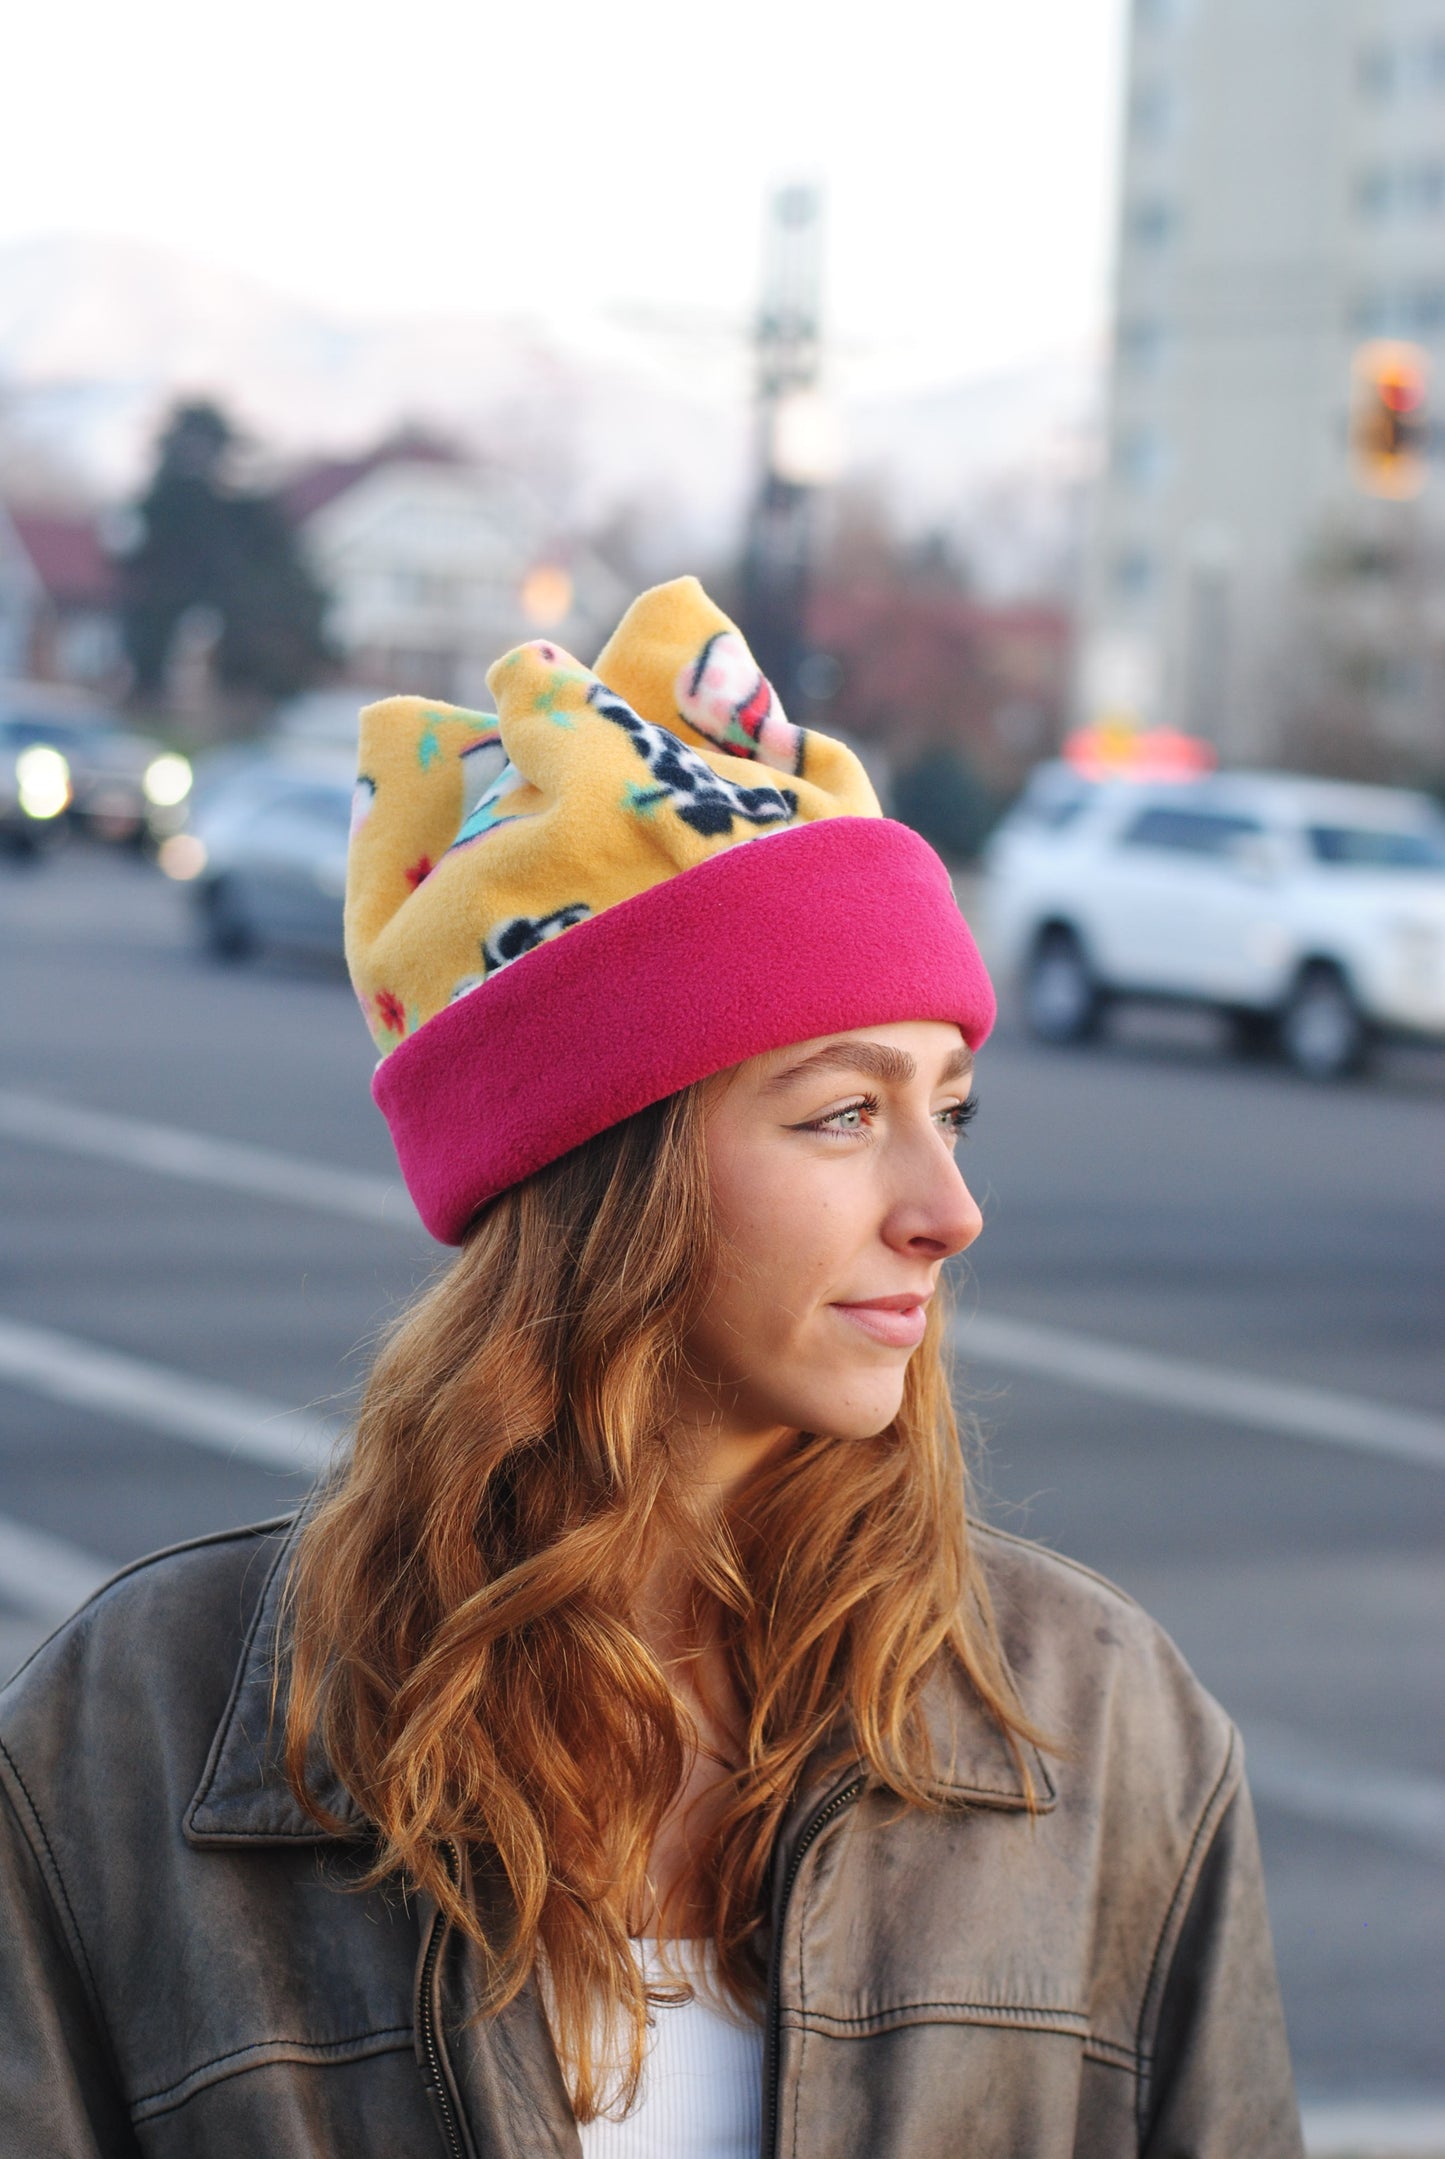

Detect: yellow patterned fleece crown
345,576,879,1053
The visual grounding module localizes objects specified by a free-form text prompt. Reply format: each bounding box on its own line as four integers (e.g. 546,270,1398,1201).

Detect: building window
1354,285,1445,335
1356,161,1445,218
1130,77,1177,142
1135,0,1188,27
1127,197,1178,247
1357,167,1393,217
1358,32,1445,98
1358,40,1394,96
1114,428,1170,491
1113,548,1157,599
1118,318,1169,373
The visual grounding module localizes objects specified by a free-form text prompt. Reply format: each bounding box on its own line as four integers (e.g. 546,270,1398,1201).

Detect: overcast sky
5,0,1127,393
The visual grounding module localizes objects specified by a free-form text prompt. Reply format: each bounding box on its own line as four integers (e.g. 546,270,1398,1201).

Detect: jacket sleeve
1141,1765,1304,2159
0,1770,141,2158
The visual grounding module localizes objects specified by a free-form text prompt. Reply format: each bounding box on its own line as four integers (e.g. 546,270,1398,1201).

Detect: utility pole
740,183,831,715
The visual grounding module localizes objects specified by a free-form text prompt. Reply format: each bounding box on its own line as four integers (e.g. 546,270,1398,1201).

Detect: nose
881,1145,983,1263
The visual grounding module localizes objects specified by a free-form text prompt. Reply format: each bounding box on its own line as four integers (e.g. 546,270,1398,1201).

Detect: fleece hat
346,576,995,1242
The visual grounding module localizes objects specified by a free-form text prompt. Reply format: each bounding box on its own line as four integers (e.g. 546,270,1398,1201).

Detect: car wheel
2,820,63,864
1024,928,1105,1045
1,825,40,862
1278,964,1370,1081
199,878,256,962
1225,1006,1278,1061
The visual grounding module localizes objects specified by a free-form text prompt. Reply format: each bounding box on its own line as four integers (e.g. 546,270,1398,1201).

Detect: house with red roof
0,506,125,689
282,430,625,705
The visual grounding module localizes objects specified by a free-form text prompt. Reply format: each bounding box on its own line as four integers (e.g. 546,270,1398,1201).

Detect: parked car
981,765,1445,1079
162,753,354,962
0,685,192,848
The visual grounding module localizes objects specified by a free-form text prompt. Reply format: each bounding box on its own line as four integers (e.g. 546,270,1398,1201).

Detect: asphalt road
2,843,1442,2141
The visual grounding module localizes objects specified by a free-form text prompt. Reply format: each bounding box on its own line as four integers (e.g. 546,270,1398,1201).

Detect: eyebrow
763,1039,974,1094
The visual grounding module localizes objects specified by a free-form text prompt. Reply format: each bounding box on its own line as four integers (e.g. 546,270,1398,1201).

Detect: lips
831,1293,932,1349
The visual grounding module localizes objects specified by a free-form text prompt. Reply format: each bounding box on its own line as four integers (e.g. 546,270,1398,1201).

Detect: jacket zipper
761,1772,866,2159
418,1839,467,2159
422,1784,865,2159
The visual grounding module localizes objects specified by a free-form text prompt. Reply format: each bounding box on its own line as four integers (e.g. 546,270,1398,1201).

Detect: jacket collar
921,1663,1056,1811
772,1650,1055,1871
185,1502,365,1846
185,1508,1053,1848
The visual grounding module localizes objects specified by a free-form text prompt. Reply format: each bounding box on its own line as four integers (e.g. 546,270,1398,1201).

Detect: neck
666,1371,798,1512
691,1420,797,1510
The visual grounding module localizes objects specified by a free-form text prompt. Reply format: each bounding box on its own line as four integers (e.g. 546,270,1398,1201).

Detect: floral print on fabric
343,578,881,1057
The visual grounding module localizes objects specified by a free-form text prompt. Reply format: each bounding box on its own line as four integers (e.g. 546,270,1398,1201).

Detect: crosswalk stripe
0,1511,111,1620
0,1088,411,1227
955,1312,1445,1472
1242,1719,1445,1868
0,1315,338,1473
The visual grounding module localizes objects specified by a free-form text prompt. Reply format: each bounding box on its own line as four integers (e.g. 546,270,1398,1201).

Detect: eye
798,1092,880,1137
937,1096,978,1139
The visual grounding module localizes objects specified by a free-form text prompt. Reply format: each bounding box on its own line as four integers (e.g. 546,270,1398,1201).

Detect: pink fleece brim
373,817,995,1243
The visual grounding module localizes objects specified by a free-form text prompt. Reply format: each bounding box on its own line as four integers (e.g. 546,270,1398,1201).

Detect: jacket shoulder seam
87,1515,295,1602
972,1522,1149,1617
0,1517,296,1696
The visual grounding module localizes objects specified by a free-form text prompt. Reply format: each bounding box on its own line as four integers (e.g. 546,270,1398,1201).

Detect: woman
0,580,1302,2157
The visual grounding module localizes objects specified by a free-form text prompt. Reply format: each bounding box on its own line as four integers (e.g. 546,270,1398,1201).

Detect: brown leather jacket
0,1512,1303,2157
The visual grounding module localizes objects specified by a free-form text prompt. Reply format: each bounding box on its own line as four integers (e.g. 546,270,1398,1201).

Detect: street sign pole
740,184,827,715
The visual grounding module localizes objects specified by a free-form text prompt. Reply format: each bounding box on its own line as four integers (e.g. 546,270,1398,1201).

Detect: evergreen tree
122,401,333,706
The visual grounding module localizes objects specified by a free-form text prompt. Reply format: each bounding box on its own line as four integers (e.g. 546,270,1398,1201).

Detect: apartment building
1081,0,1445,772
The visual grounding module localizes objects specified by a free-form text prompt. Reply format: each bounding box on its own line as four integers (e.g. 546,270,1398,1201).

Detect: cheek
705,1153,858,1348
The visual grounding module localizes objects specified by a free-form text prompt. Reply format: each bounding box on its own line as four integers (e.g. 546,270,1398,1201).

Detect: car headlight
15,745,71,820
143,752,193,807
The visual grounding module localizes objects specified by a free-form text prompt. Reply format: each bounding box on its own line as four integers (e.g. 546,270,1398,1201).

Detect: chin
787,1376,909,1444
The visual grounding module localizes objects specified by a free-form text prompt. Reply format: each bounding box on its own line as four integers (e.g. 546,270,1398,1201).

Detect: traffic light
1351,341,1430,499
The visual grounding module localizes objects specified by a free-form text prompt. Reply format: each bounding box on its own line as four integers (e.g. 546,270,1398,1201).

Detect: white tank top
576,1939,763,2159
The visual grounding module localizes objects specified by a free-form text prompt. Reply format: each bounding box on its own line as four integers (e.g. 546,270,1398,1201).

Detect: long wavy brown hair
283,1077,1037,2119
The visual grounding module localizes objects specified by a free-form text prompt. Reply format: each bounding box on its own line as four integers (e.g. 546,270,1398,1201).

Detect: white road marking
1303,2103,1445,2156
0,1316,337,1474
1242,1720,1445,1868
5,1089,1444,1470
0,1087,411,1227
955,1312,1445,1473
0,1511,112,1619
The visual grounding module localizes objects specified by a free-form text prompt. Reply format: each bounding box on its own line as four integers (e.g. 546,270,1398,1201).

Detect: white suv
981,766,1445,1078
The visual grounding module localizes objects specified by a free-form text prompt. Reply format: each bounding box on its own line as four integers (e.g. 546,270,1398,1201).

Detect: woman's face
680,1020,982,1470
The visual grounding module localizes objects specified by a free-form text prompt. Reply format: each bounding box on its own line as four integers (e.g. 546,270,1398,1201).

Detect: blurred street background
3,0,1445,2151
